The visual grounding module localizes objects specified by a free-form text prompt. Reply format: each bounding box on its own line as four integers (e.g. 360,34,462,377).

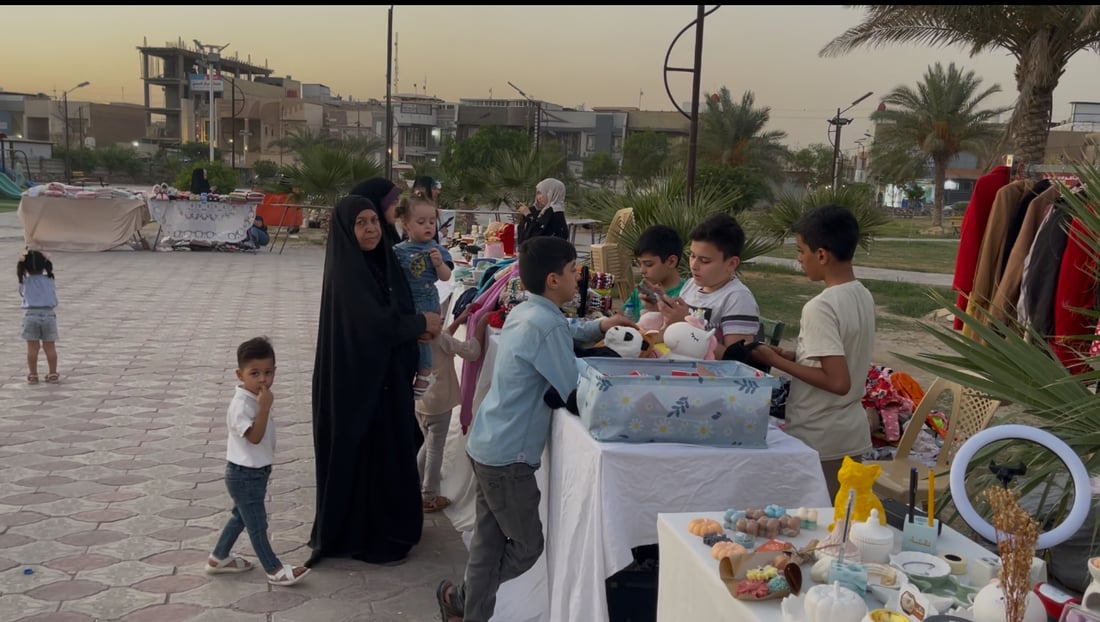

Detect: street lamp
828,91,874,188
62,81,90,183
194,39,229,163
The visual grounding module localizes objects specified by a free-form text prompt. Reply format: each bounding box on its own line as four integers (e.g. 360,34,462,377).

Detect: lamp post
194,39,229,163
384,5,394,180
663,5,718,207
62,81,90,184
828,91,874,188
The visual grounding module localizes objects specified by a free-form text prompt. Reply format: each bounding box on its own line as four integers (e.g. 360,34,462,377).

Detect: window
585,135,596,152
405,126,427,148
612,136,623,153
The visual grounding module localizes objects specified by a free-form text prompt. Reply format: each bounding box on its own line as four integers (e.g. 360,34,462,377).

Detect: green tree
821,6,1100,166
252,160,278,182
178,142,222,163
439,126,530,207
695,164,771,212
869,62,1009,227
786,143,835,189
582,152,619,188
270,126,336,155
96,144,143,177
621,130,670,184
54,146,97,173
697,88,791,183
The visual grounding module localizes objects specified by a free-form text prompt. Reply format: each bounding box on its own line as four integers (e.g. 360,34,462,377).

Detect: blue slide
0,173,24,199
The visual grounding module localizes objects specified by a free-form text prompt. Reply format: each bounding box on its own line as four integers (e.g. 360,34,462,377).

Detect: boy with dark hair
207,336,309,586
436,236,635,622
658,213,761,358
751,204,875,498
622,225,686,322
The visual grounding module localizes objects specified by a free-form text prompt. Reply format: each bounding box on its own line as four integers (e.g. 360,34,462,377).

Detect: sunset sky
6,5,1100,154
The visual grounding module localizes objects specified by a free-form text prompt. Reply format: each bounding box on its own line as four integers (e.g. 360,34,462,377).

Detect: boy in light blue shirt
436,236,635,622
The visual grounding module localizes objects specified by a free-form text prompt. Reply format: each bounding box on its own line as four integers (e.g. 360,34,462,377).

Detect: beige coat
416,331,481,416
989,184,1060,326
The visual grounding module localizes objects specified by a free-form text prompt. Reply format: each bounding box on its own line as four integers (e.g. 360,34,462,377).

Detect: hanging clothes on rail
1018,201,1072,338
962,179,1034,339
1051,215,1099,375
952,165,1011,330
989,182,1059,326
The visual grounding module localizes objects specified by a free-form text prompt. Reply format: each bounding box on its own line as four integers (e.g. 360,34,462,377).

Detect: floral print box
575,357,779,447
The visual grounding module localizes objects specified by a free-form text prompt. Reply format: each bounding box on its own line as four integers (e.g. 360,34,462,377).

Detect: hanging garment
952,165,1011,330
999,179,1051,276
990,183,1060,326
1051,217,1098,375
1018,204,1072,337
963,179,1033,338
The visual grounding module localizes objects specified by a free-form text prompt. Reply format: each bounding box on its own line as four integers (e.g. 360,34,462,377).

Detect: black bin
605,543,659,622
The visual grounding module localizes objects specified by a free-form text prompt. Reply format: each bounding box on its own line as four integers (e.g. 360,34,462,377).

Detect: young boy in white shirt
751,205,876,498
206,336,310,586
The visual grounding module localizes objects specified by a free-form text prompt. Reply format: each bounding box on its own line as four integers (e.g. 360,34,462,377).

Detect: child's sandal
45,373,60,384
205,554,254,574
267,563,310,586
26,374,39,385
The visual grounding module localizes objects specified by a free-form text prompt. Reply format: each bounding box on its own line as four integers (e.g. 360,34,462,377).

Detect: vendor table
656,508,996,622
439,331,832,622
147,199,258,247
18,195,150,252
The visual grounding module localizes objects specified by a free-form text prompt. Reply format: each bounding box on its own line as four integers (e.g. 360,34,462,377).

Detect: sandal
26,374,39,385
205,554,254,574
45,373,60,384
267,563,310,586
413,373,435,399
436,579,464,622
423,495,452,513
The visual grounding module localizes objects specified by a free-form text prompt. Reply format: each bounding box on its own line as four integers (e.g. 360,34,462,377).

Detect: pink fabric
458,263,519,433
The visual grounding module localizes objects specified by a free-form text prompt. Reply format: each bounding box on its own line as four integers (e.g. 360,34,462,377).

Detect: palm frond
758,184,891,251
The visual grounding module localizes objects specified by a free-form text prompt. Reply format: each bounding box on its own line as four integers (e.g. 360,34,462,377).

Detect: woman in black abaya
307,194,443,567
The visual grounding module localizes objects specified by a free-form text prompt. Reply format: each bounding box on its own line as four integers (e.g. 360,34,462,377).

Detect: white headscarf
536,178,566,213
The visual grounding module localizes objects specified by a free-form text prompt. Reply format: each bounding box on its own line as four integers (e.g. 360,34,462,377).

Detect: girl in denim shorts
17,250,59,384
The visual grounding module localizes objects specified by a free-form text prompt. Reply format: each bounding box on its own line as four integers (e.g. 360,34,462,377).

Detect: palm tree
821,6,1100,166
278,144,382,243
270,126,336,156
869,62,1009,228
697,88,791,183
759,184,892,252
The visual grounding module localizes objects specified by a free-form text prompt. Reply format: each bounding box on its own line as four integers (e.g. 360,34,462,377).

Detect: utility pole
828,91,874,188
663,5,717,207
385,6,394,180
507,80,543,168
61,81,90,184
195,39,230,163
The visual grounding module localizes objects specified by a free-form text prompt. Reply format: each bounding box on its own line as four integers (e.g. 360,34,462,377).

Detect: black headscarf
308,194,425,566
190,168,211,194
350,177,403,246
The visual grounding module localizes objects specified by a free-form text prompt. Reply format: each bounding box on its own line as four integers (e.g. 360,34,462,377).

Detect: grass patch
768,238,959,274
740,262,952,338
0,198,19,213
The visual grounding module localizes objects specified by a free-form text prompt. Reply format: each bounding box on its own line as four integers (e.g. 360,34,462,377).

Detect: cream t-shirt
784,280,875,461
225,386,276,468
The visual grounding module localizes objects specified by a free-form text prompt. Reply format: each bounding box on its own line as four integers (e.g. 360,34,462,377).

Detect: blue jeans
248,226,270,247
212,462,281,572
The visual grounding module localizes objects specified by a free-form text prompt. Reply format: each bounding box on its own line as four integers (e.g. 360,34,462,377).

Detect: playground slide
0,174,23,200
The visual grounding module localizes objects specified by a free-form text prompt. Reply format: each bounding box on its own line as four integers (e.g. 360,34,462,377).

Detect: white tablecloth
440,333,832,622
656,509,996,622
147,199,257,244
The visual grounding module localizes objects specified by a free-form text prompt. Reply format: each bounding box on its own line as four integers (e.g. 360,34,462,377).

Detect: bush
174,160,240,193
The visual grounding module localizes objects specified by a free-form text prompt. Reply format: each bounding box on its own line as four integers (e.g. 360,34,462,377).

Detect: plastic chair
594,208,636,302
867,377,1002,504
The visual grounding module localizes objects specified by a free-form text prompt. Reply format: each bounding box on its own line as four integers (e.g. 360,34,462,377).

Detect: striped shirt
679,277,760,342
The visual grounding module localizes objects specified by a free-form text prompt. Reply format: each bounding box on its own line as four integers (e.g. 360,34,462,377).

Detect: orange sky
5,5,1099,153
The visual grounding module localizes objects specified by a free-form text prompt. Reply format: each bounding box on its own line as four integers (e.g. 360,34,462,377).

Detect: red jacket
1051,217,1097,374
952,165,1011,329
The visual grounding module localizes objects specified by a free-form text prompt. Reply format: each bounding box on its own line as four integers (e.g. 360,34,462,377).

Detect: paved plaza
0,213,468,621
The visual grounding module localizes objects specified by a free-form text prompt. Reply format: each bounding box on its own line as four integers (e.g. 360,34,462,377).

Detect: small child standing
394,196,453,397
207,336,310,586
17,250,60,384
751,205,876,499
416,304,489,513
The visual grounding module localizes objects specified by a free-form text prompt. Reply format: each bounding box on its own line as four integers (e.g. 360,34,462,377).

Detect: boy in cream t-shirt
751,205,875,498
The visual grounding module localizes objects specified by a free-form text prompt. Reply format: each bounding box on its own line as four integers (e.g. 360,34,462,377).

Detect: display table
656,509,996,622
440,332,833,622
18,195,150,252
147,199,258,246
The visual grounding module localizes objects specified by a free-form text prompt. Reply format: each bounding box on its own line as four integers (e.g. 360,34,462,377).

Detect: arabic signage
189,73,224,93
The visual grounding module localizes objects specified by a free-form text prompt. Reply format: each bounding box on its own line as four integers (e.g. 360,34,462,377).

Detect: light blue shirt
466,293,604,467
20,274,58,309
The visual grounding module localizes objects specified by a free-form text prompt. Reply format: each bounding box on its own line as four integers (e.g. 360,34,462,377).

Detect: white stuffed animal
663,320,717,360
604,326,645,358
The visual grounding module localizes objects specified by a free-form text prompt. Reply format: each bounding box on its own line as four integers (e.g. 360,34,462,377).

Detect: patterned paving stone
158,505,221,520
14,475,75,488
132,573,209,594
271,598,366,622
83,490,144,503
121,603,207,622
148,525,216,543
0,595,56,621
15,612,96,622
3,540,85,565
43,553,121,573
142,548,209,567
11,517,91,540
71,508,136,523
59,587,163,620
235,590,311,614
0,510,47,529
0,533,34,548
77,560,167,586
26,578,110,601
0,492,62,506
57,529,129,547
0,555,18,573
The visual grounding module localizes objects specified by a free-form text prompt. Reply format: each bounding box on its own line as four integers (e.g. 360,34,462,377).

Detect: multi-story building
393,94,457,164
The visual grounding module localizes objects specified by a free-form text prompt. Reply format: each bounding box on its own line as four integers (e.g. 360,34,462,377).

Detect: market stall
147,198,259,249
18,184,150,252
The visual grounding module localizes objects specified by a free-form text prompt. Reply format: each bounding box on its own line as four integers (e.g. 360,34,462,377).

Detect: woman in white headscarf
516,178,569,244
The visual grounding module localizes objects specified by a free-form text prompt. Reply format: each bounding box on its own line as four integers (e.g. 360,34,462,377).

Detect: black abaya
308,194,426,566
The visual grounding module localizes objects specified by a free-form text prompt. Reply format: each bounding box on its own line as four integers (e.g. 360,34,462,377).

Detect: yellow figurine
829,456,886,531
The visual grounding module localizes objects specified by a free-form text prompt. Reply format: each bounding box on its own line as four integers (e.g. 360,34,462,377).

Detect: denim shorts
22,309,58,342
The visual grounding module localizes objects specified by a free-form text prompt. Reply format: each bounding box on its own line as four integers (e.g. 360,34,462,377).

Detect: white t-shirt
225,386,276,468
784,281,875,461
678,277,761,342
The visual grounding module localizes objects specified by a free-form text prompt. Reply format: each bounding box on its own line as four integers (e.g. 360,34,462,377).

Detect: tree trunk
932,156,947,228
1010,38,1064,166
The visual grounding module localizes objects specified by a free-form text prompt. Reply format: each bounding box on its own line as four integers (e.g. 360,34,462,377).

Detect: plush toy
637,311,665,334
604,326,645,358
663,317,717,360
829,456,886,531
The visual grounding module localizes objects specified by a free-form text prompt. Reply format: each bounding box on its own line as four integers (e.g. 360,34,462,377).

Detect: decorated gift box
575,357,779,447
